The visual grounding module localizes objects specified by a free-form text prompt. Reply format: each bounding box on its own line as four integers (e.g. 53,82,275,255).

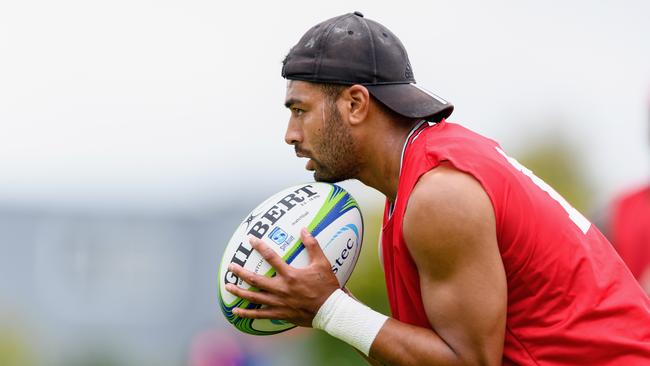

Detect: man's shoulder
400,163,499,285
406,163,492,214
402,164,495,252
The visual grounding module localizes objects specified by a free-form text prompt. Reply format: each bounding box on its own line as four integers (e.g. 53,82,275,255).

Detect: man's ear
341,84,370,126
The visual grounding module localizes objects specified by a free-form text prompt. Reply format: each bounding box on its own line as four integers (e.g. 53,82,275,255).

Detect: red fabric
381,120,650,365
610,185,650,280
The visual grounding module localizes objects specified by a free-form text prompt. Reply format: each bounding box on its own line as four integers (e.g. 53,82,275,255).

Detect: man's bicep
403,165,507,365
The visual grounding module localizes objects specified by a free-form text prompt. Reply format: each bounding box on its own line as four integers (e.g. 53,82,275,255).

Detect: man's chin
313,171,346,184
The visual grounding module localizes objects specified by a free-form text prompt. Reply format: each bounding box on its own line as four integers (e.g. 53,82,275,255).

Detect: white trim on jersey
388,119,428,218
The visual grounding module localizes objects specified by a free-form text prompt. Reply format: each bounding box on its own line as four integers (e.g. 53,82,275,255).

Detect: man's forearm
369,318,462,366
314,291,471,366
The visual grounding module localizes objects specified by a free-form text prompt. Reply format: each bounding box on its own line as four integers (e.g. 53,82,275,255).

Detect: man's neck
355,119,418,202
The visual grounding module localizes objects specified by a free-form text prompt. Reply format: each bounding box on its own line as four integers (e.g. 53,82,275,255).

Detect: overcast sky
1,0,649,212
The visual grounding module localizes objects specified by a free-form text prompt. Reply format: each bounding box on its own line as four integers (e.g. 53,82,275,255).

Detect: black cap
282,12,453,122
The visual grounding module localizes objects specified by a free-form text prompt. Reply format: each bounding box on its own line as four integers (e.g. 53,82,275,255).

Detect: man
609,183,650,294
608,105,650,294
226,12,650,365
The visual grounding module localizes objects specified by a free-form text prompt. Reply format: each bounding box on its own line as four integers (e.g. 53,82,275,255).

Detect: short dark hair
315,83,348,103
315,82,419,125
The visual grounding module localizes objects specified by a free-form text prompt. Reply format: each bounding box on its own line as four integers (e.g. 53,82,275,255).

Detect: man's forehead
285,80,321,103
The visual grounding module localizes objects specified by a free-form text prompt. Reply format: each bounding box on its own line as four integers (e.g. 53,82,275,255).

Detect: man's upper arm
402,164,507,365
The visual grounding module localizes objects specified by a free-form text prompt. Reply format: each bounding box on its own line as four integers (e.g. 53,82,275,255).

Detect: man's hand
225,228,340,327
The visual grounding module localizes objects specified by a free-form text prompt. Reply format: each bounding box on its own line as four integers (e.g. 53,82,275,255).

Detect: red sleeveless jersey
610,185,650,280
381,120,650,365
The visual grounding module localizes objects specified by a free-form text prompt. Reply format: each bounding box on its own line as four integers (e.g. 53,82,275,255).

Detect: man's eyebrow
284,98,301,109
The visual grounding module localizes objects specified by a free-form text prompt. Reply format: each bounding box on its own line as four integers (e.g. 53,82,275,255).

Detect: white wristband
312,289,389,356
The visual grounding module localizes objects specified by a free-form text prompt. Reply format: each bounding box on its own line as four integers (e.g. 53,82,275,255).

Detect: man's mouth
295,147,316,171
295,147,311,159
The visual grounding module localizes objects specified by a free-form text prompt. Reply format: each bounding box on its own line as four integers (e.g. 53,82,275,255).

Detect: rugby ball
218,182,364,335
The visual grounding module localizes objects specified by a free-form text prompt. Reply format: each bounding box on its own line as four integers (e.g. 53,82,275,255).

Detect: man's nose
284,119,302,146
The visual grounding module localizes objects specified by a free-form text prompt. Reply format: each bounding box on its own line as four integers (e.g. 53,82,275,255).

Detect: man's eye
292,108,304,116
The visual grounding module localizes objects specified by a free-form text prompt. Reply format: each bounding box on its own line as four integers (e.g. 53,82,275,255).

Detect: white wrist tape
312,289,389,356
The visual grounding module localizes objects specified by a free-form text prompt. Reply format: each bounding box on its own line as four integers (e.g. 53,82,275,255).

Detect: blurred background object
604,97,650,295
608,184,650,295
1,0,650,365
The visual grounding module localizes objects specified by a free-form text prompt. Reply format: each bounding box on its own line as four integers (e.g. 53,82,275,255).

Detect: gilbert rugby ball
218,182,364,335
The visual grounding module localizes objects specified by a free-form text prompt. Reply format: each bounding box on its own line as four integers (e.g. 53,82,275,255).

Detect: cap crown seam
358,17,377,83
315,14,351,80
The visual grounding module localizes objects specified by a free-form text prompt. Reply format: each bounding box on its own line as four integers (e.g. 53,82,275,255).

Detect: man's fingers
300,227,328,264
225,284,284,307
249,236,290,275
233,305,290,321
228,263,275,291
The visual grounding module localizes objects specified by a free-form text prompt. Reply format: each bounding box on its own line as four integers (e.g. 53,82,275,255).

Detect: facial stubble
312,103,361,183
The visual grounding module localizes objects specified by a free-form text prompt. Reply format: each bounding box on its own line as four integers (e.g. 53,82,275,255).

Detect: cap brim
365,83,453,122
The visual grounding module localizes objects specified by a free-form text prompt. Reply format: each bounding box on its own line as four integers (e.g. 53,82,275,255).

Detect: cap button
353,11,364,17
